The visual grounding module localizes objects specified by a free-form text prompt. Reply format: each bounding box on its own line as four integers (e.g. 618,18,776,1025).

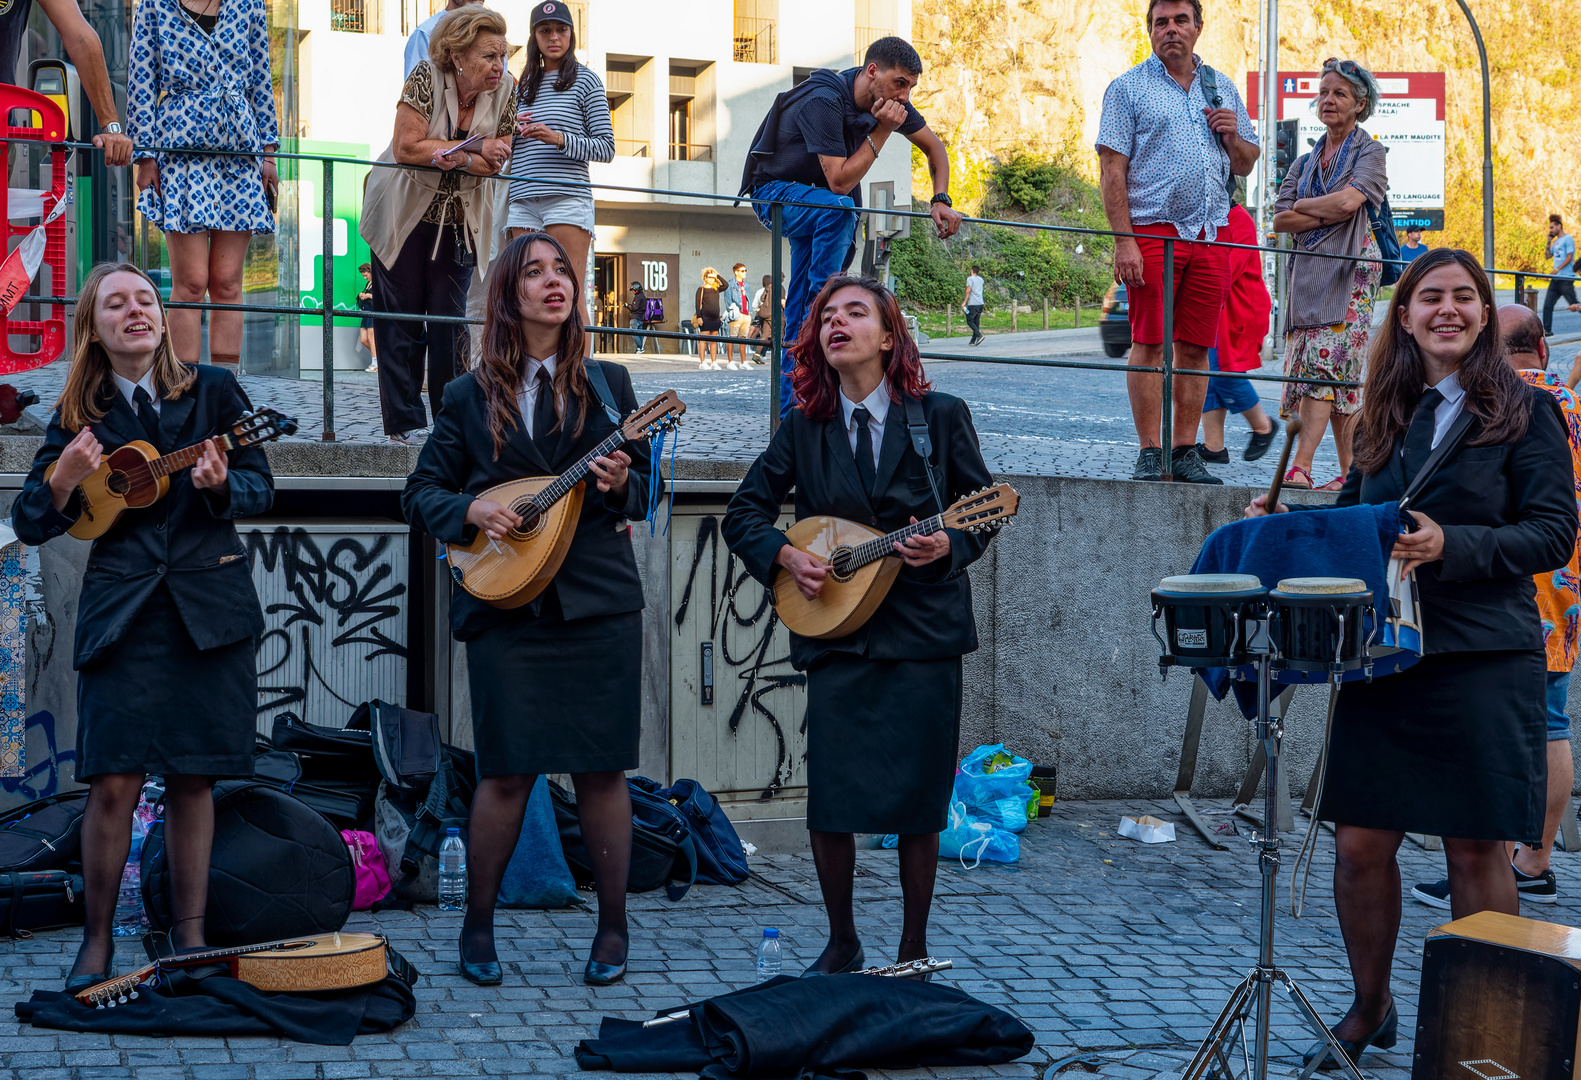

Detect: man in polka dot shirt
1097,0,1259,485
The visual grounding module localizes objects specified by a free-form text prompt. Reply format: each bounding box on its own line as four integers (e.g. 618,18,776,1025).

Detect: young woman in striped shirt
508,2,614,323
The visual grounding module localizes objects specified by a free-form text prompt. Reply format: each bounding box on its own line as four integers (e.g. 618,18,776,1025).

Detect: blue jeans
1202,347,1260,414
627,318,647,353
753,180,858,416
1548,669,1572,741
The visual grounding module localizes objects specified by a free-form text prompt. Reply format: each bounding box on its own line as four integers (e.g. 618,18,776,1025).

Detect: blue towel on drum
1189,502,1407,715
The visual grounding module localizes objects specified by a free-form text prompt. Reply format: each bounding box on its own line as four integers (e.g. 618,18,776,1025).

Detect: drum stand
1180,654,1365,1080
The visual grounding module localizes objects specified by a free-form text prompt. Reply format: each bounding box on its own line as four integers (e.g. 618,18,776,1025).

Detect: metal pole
1254,654,1277,1080
1257,0,1279,294
1456,0,1495,282
1160,238,1176,481
770,201,784,433
321,161,336,442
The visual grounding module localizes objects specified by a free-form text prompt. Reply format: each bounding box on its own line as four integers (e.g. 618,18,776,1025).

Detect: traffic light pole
1256,0,1279,326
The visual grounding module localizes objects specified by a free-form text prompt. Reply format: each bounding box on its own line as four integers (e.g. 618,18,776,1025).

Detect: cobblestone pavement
7,331,1580,486
7,797,1575,1079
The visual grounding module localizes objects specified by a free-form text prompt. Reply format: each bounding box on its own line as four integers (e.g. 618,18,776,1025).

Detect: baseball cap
531,1,573,28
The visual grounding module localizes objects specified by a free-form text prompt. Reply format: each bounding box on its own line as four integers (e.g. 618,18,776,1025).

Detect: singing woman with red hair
723,275,997,974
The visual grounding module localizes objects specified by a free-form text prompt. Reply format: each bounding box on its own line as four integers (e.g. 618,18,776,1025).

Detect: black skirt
1317,649,1547,841
465,597,641,777
75,582,257,780
805,654,963,834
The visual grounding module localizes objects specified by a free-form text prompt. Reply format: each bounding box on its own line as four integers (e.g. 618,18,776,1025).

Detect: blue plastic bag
955,744,1035,834
499,776,582,908
940,799,1019,866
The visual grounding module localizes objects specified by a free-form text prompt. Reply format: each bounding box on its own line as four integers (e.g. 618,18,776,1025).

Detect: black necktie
1402,387,1445,481
852,406,877,497
532,367,557,456
132,386,163,449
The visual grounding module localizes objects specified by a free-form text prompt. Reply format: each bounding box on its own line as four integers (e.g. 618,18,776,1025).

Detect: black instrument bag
0,869,85,938
0,790,88,872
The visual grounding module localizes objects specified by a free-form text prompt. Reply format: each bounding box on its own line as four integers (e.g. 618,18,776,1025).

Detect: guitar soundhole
106,471,130,496
276,940,313,951
827,547,857,583
506,505,545,543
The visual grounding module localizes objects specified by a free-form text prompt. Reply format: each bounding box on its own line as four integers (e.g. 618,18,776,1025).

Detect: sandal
1316,476,1346,492
1283,465,1313,489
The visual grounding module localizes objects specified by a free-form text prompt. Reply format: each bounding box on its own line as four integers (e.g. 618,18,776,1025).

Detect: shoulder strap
1399,408,1475,514
1197,63,1219,99
902,396,946,513
582,359,622,425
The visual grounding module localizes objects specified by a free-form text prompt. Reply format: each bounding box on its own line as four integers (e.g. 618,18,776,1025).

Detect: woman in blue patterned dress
128,0,279,375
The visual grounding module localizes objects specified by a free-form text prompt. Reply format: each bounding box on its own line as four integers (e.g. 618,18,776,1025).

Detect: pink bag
342,829,392,910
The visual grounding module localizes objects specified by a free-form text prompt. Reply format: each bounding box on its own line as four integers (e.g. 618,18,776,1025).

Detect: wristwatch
930,192,953,208
103,122,123,135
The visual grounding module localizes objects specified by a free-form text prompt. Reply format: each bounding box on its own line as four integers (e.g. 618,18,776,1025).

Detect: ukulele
72,932,391,1008
772,483,1020,639
445,390,686,608
44,407,299,541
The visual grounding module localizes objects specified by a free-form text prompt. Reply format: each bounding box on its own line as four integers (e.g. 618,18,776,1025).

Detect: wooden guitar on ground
72,932,392,1008
44,407,299,541
772,483,1020,639
445,390,686,608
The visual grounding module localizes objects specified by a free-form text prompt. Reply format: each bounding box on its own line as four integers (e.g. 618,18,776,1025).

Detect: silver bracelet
866,134,878,157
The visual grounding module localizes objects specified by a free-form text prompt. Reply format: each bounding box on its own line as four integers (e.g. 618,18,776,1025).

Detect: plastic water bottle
437,828,466,911
755,928,782,980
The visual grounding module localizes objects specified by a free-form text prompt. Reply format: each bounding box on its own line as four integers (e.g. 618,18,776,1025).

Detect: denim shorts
1548,669,1572,741
505,192,595,236
1202,347,1260,414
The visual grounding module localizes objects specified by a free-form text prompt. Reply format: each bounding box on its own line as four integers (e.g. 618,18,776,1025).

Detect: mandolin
72,932,392,1008
772,483,1020,639
44,407,299,541
445,390,686,608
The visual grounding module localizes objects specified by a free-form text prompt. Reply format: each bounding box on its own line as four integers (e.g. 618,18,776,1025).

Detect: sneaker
1514,864,1559,903
727,360,741,371
1410,878,1452,910
366,361,378,372
1170,445,1224,484
698,360,710,371
1196,442,1231,465
1244,419,1279,462
1132,447,1165,481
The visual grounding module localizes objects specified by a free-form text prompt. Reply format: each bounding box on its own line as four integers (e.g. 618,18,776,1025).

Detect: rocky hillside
911,0,1577,272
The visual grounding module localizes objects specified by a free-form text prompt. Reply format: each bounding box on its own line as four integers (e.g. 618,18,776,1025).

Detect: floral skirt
1281,234,1381,418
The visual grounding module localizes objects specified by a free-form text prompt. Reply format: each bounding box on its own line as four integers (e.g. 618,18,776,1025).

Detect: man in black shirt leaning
741,35,962,416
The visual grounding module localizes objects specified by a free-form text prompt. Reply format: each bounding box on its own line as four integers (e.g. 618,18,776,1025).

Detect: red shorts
1126,223,1231,348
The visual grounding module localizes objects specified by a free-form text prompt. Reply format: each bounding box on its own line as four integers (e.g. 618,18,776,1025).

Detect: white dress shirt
112,368,161,415
838,382,890,471
1429,370,1467,449
516,355,558,437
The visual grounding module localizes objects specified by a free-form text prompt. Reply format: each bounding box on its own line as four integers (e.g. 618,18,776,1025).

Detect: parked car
1100,283,1130,358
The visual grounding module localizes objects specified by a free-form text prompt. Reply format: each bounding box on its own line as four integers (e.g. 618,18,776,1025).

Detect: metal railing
855,25,889,62
612,139,650,158
329,0,372,33
11,137,1574,461
733,18,777,64
669,142,714,162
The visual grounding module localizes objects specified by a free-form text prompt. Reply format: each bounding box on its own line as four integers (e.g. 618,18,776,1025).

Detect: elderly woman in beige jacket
360,5,515,443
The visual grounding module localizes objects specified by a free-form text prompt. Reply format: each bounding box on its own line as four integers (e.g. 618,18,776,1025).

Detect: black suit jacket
721,391,995,668
401,360,651,641
13,365,274,669
1327,385,1577,654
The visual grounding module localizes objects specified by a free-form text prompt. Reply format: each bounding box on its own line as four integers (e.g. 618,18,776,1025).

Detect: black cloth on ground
15,973,415,1044
574,972,1035,1076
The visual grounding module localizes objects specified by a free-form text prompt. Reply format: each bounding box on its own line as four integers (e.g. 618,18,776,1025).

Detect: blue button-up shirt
1096,55,1258,241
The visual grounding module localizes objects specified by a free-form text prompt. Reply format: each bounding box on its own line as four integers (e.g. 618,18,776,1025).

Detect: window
733,0,777,64
668,63,713,162
607,56,651,158
330,0,374,33
854,0,895,63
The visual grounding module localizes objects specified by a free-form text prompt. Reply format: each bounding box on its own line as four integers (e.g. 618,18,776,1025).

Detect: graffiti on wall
247,526,409,724
674,516,805,798
0,711,73,799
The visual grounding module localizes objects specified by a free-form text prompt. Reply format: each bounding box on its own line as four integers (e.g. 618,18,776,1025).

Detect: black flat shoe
1303,1003,1398,1071
802,944,865,977
1196,441,1231,465
458,938,501,986
64,962,114,995
1244,420,1279,462
583,957,627,986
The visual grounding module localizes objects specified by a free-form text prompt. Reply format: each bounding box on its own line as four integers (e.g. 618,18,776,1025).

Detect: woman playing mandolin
722,275,997,974
12,263,275,992
402,232,650,989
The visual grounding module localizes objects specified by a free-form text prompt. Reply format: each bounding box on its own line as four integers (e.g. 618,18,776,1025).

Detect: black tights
71,773,214,979
806,830,940,974
461,772,631,967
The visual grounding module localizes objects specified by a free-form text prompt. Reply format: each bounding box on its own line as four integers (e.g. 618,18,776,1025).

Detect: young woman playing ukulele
721,275,997,974
402,232,650,988
13,263,274,992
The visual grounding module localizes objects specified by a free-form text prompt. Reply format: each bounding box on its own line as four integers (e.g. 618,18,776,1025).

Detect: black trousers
370,219,471,435
965,304,983,338
1544,277,1578,333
